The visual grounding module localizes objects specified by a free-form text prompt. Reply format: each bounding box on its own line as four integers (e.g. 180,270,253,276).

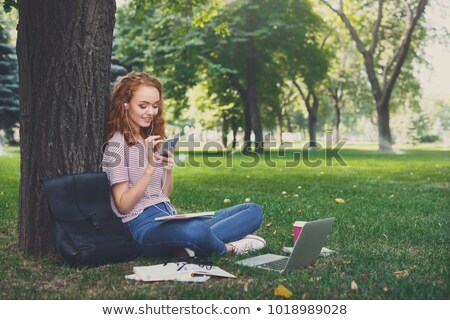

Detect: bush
419,134,440,143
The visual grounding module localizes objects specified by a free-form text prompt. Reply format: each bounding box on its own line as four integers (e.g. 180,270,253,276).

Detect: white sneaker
172,247,196,257
184,247,196,257
229,235,266,254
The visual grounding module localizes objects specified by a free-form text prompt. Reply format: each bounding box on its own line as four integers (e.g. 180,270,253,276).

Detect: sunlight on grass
0,147,448,299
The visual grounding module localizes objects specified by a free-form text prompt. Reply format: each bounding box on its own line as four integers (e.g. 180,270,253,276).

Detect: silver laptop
236,217,335,272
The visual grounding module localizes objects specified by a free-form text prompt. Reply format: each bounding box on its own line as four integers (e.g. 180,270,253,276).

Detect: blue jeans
126,202,263,257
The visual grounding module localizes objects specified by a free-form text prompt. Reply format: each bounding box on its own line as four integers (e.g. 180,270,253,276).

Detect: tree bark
377,100,392,150
17,0,116,256
307,93,319,148
329,86,343,142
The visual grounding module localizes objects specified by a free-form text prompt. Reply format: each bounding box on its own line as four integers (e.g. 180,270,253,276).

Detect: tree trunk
245,5,263,154
307,93,319,148
225,73,248,151
17,0,116,256
284,109,293,133
231,115,238,149
243,103,252,152
334,106,341,142
292,80,319,148
320,0,428,152
377,100,392,151
276,107,283,143
222,113,228,147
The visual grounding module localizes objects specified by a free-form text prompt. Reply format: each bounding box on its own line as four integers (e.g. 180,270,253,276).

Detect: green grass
0,145,448,299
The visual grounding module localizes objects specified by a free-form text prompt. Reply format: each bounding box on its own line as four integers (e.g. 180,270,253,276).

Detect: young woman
102,71,265,257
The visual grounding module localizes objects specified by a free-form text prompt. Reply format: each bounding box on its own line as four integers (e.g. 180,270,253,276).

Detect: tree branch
321,0,382,100
381,0,414,89
320,0,367,55
403,0,413,22
320,31,331,50
292,79,311,112
382,0,428,104
369,0,384,54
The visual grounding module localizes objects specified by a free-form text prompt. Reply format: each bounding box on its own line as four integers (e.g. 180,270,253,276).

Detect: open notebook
154,211,215,221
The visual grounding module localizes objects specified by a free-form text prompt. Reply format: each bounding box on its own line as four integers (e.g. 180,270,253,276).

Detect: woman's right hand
145,135,163,168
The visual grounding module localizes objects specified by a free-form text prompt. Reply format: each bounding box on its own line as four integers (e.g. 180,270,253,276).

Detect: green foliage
1,0,17,13
202,0,329,130
109,57,129,88
114,0,329,138
327,0,427,109
113,0,437,143
114,1,213,109
0,14,19,144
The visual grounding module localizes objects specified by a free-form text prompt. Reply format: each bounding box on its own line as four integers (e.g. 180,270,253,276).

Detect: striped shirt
102,132,170,223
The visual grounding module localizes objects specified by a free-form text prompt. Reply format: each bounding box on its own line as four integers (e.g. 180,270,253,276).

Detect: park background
0,0,448,299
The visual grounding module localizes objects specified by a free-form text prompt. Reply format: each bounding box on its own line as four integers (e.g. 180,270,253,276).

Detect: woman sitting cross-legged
102,71,266,257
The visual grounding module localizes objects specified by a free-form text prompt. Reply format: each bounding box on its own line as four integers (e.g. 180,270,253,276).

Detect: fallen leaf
274,284,293,298
393,270,409,279
245,197,251,202
335,198,345,204
389,194,395,198
223,198,231,204
342,259,352,264
297,209,302,213
293,194,299,198
243,282,248,292
265,223,272,227
281,191,287,195
301,292,310,299
298,186,302,189
351,280,358,290
383,287,389,292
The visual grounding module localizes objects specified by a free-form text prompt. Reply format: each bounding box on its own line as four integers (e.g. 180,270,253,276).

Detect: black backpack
41,172,138,266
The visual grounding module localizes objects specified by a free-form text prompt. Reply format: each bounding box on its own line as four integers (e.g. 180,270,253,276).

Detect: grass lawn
0,145,448,299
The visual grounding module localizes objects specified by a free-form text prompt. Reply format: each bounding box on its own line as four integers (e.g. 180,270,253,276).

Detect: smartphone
162,136,179,157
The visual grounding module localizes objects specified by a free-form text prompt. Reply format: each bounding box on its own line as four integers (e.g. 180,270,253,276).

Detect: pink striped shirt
102,132,170,223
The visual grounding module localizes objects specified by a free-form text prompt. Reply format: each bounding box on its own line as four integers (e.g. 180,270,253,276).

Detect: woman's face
127,85,160,133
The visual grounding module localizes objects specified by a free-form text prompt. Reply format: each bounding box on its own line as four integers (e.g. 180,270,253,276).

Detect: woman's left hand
155,150,174,171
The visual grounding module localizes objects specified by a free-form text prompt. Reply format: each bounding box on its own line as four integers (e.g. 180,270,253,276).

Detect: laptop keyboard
260,257,289,270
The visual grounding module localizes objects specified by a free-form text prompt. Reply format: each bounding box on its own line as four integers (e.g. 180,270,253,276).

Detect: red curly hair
107,71,167,146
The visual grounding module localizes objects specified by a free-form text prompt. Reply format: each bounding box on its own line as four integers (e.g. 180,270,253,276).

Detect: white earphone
124,103,129,110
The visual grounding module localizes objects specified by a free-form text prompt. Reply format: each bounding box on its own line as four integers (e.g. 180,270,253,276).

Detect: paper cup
293,221,306,244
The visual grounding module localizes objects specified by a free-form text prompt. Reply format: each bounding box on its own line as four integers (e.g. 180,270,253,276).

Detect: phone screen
162,136,179,156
